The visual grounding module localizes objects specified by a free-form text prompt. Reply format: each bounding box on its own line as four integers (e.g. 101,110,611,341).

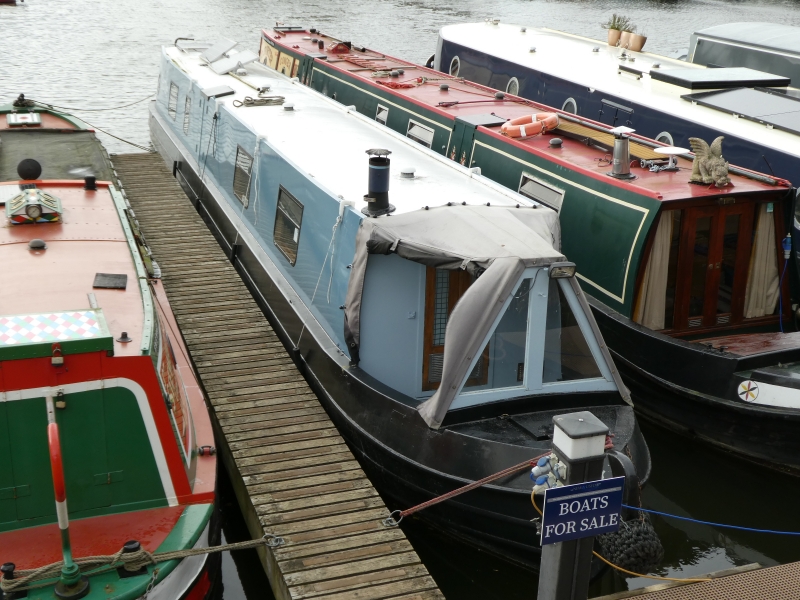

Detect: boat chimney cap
610,125,636,138
366,148,391,157
17,158,42,181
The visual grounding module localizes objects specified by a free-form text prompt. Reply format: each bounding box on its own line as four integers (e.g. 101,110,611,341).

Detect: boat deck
697,331,800,356
110,152,443,600
596,561,800,599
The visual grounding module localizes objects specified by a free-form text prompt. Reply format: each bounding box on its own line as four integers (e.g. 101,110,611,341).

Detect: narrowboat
148,40,651,568
688,22,800,88
259,29,800,476
0,101,218,599
430,22,800,191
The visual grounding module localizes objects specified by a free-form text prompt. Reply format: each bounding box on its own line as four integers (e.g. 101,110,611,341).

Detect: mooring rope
622,505,800,536
383,453,549,527
530,494,711,583
1,534,283,594
232,95,285,107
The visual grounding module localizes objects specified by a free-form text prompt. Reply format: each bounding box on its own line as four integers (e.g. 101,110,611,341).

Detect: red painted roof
0,506,184,569
265,29,790,201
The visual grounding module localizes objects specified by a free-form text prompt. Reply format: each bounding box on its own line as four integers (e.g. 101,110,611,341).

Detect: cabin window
506,77,520,96
449,56,460,77
518,173,565,211
376,104,389,125
656,131,674,146
168,82,179,120
543,278,602,383
407,120,435,149
635,200,783,333
562,98,578,114
273,186,303,266
233,146,253,207
423,268,487,390
183,96,191,135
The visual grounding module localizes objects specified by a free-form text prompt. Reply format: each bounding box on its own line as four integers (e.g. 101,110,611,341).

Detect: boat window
562,98,578,114
183,96,191,135
506,77,520,96
543,278,602,383
376,104,389,125
407,120,435,149
168,82,179,120
518,173,564,211
449,56,460,77
273,186,303,266
232,146,253,207
655,131,673,146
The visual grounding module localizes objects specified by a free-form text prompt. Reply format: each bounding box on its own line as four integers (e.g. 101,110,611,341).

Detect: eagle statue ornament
688,136,731,187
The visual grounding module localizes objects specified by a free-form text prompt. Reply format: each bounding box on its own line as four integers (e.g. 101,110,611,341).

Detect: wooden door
422,268,489,391
674,202,754,330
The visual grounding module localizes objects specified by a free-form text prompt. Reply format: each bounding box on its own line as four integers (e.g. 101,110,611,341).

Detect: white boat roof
692,22,800,56
165,46,548,217
439,22,800,159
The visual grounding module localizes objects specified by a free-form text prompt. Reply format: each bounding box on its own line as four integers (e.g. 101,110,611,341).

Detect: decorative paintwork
0,310,113,360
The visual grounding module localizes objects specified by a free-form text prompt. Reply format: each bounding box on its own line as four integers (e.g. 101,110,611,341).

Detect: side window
518,173,565,211
376,104,389,125
168,82,179,120
449,56,460,77
273,186,303,266
407,119,435,149
233,146,253,207
183,96,192,135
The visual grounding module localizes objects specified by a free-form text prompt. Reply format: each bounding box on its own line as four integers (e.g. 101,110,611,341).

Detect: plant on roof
602,14,634,32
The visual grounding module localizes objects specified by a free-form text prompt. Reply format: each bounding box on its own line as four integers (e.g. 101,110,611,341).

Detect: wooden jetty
110,152,444,600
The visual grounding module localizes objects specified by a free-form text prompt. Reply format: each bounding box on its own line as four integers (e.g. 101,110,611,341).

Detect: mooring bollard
537,411,615,600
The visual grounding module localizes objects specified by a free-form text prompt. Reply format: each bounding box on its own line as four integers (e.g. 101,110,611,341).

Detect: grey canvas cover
343,203,563,428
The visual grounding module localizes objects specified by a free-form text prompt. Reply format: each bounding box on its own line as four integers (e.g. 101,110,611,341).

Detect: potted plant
601,14,632,46
629,30,647,52
619,25,636,49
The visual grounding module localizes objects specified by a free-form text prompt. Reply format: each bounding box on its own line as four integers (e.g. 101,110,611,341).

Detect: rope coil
1,534,283,594
232,96,285,107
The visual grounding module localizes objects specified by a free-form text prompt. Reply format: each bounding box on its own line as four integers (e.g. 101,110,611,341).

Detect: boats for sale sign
540,477,624,545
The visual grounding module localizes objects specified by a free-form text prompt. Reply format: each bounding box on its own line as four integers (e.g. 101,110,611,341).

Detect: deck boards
111,152,443,600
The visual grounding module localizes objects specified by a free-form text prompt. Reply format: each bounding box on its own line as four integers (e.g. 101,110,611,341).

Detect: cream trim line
471,139,650,303
0,379,178,506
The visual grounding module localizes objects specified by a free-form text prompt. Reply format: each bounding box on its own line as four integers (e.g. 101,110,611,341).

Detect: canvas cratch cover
343,203,564,429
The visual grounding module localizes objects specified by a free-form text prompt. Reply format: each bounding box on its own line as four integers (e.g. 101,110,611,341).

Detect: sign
540,477,624,545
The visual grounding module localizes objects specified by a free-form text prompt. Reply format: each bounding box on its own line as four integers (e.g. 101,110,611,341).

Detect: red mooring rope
384,452,550,526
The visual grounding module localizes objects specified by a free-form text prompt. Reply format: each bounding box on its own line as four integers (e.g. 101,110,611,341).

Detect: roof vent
17,158,42,181
7,188,63,224
400,167,416,179
29,239,46,250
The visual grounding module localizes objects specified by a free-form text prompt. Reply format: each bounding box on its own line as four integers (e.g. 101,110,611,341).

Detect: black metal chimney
362,149,395,216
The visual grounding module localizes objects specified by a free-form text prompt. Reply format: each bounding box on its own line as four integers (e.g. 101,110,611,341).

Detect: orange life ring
501,113,559,138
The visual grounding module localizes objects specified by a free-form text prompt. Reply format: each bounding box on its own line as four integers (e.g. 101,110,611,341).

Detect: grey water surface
3,0,800,597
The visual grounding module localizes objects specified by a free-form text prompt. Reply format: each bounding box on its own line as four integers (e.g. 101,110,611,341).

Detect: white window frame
449,268,616,410
407,119,435,148
376,104,389,125
518,172,566,212
168,82,179,120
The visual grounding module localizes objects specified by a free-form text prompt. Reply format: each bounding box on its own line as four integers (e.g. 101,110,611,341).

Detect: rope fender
0,534,284,594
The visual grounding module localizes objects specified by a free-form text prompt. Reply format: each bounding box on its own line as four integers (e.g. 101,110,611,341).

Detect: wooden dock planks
110,152,443,600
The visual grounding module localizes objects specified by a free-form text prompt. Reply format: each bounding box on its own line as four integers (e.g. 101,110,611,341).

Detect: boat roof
692,22,800,56
263,28,789,202
436,22,800,159
165,46,560,216
0,180,144,358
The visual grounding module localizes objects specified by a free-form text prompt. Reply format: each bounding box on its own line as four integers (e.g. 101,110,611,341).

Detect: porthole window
232,146,253,208
183,96,191,135
168,82,179,120
274,186,304,266
449,56,460,77
656,131,674,146
562,97,577,114
506,77,520,96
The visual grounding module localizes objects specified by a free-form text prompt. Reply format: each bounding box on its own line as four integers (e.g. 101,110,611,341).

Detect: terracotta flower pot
619,30,633,48
628,33,647,52
607,29,622,46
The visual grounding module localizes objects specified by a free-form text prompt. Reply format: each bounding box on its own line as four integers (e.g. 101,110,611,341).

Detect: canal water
3,0,800,597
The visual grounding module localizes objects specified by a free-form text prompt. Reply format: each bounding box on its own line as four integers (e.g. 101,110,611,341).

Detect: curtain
744,204,780,318
634,211,674,330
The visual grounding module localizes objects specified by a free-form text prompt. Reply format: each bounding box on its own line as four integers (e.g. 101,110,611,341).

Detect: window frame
517,172,566,212
168,82,179,120
376,104,389,125
183,95,192,135
406,119,435,149
273,185,304,266
232,145,253,208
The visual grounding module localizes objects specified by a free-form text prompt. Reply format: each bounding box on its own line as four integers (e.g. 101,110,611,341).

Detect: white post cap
552,411,609,460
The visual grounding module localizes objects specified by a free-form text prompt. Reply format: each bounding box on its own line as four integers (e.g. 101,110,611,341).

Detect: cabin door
676,202,754,329
422,268,489,391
